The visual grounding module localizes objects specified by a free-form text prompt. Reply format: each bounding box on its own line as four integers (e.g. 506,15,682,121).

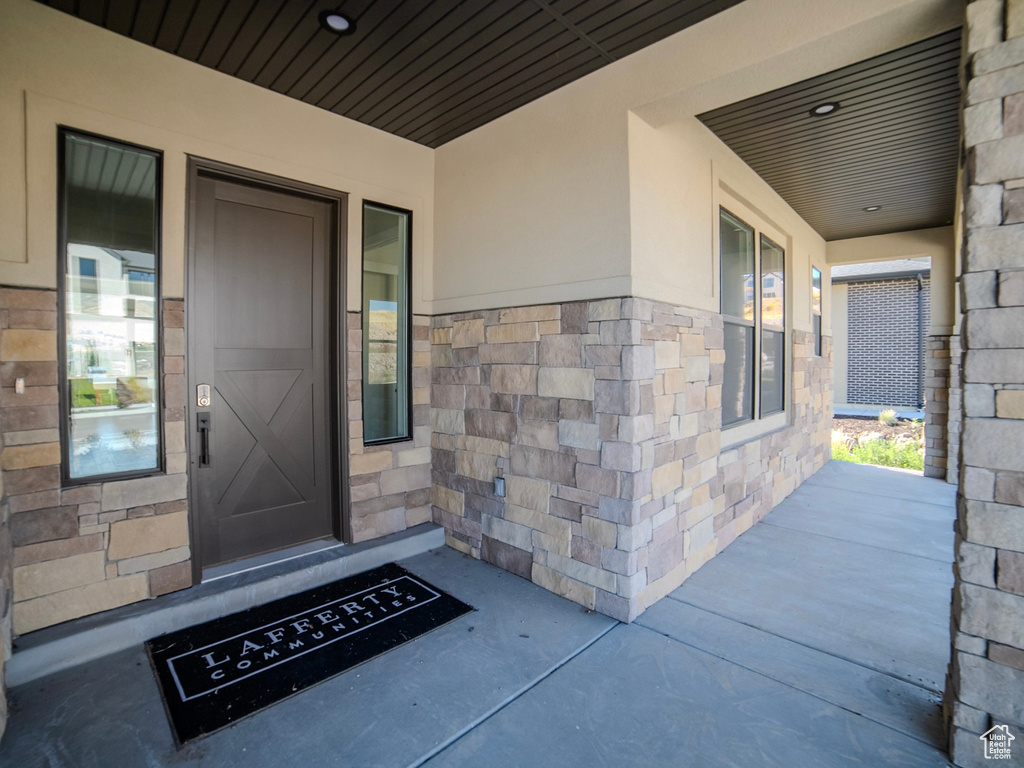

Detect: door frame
184,157,349,584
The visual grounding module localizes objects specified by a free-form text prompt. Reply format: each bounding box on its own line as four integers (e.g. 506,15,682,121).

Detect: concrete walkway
0,461,957,767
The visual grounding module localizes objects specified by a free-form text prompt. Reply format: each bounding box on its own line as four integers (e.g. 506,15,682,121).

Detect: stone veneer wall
0,408,10,741
946,334,963,485
0,299,435,638
942,333,958,483
345,311,433,542
925,334,953,479
946,2,1024,765
430,298,830,622
0,288,190,635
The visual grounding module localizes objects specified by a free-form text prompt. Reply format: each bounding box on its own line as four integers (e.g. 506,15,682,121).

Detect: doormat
147,563,473,744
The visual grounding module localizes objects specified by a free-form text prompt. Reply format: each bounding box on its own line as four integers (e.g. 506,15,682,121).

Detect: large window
60,129,162,481
720,207,786,427
362,202,411,444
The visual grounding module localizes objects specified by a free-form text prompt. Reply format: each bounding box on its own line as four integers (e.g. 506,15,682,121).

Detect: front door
190,171,336,568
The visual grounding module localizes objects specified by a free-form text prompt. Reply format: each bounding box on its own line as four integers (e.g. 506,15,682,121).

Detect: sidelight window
362,202,411,444
59,129,162,482
812,266,823,356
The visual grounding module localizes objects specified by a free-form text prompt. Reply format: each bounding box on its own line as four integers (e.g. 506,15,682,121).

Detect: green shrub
69,378,117,407
832,436,923,471
878,409,899,427
69,377,95,407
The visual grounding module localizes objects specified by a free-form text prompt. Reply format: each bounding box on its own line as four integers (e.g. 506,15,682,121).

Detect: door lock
197,384,211,408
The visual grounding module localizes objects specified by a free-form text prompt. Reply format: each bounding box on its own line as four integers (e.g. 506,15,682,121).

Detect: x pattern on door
213,360,315,520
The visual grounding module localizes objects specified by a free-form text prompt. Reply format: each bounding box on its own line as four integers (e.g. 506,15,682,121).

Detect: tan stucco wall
433,0,960,315
627,113,829,337
827,227,956,335
0,0,435,315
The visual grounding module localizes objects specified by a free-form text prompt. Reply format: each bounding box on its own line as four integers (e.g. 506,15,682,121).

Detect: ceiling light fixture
810,102,840,116
319,11,354,34
863,205,882,212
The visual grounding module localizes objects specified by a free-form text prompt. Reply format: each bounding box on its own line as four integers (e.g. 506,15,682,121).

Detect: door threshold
202,538,345,583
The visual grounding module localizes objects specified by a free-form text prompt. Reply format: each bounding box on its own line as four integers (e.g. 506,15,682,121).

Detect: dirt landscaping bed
832,416,925,471
833,416,923,444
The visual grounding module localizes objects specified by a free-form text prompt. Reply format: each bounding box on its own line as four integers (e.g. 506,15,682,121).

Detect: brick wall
345,311,432,541
0,288,190,635
430,298,831,622
946,2,1024,765
846,276,931,407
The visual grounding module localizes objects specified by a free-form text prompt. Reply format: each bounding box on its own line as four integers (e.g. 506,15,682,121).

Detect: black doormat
146,563,473,745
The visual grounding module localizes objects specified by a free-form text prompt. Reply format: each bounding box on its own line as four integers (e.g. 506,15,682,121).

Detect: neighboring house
831,258,932,410
0,2,1021,765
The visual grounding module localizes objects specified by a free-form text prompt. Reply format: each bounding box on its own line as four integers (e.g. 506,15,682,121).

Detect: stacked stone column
925,334,952,479
946,1,1024,764
0,406,8,741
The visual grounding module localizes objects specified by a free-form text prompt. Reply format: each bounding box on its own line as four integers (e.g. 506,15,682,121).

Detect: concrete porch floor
0,461,957,767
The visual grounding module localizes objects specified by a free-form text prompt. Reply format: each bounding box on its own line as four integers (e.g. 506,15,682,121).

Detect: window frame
811,265,823,357
759,233,785,418
57,126,165,486
360,199,413,446
719,208,756,428
718,203,790,440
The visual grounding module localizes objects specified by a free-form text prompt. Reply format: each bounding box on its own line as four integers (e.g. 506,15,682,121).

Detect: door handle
197,411,211,467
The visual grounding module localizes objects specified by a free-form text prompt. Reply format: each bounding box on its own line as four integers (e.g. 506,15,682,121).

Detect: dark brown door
191,174,335,568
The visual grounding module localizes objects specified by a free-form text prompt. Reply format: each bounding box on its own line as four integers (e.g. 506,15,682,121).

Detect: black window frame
360,199,413,446
811,266,823,357
57,126,165,486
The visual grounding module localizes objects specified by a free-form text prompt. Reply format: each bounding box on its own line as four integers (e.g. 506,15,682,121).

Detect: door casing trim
184,157,349,585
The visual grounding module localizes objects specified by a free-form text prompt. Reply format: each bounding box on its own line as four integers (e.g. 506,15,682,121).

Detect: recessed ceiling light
810,102,840,116
863,205,882,212
319,11,354,34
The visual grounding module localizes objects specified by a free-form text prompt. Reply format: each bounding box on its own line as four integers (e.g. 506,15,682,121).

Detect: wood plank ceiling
37,0,744,148
698,28,962,242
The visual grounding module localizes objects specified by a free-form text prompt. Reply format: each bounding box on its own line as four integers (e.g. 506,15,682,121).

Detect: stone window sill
721,411,789,451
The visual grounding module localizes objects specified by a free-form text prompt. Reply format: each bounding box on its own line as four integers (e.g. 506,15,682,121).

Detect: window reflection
63,132,161,479
720,208,787,425
812,266,823,357
720,210,755,322
362,203,410,443
761,236,785,329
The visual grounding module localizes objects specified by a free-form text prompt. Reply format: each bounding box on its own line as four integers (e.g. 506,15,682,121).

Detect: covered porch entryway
0,461,955,766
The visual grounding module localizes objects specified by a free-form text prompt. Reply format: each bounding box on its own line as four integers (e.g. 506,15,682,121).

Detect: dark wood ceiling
698,28,962,242
38,0,744,148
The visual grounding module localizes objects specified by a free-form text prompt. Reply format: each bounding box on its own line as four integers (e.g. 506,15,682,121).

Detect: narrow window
60,129,162,481
811,266,823,356
720,209,755,426
362,202,411,443
760,235,785,416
